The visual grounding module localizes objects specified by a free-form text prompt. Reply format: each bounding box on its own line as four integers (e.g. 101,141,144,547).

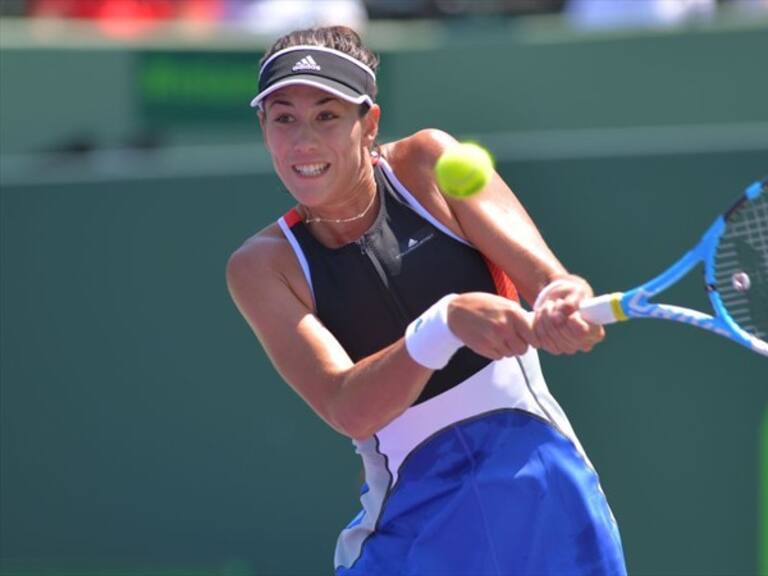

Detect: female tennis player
227,26,627,575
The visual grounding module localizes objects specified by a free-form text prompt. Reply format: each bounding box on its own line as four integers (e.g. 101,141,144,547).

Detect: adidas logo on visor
292,56,321,72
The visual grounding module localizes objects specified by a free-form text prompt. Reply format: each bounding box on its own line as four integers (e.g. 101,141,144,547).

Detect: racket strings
715,190,768,343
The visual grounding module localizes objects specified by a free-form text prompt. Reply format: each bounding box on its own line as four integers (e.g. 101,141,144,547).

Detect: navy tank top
279,159,519,405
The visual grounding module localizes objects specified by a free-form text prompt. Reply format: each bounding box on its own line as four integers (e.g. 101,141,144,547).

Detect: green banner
138,51,261,126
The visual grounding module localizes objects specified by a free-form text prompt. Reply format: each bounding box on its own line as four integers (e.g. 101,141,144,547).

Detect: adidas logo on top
292,56,322,72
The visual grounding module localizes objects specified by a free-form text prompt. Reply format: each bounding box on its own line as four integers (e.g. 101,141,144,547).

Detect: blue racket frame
618,180,768,357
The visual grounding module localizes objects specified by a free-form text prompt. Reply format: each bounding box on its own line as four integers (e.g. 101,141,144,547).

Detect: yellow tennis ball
434,142,494,198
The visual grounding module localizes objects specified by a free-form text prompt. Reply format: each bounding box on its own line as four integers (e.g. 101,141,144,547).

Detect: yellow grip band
610,293,629,322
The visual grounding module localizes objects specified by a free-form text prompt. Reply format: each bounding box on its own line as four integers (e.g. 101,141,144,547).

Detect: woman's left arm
405,129,605,355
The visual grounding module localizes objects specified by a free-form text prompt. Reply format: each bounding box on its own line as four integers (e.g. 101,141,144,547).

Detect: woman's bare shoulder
227,221,313,311
229,222,286,270
382,129,458,172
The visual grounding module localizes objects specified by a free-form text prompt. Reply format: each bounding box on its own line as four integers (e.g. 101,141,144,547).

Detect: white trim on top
250,79,373,109
277,216,316,308
259,45,377,80
377,157,471,247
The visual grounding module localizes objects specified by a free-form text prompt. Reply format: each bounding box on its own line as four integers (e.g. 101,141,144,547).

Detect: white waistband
368,348,585,489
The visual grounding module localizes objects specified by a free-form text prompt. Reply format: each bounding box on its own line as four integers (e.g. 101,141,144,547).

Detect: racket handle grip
579,293,627,325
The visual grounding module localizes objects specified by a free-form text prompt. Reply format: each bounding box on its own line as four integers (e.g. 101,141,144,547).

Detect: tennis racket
579,179,768,357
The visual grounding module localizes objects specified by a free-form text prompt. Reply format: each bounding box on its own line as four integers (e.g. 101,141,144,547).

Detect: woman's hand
532,277,605,355
446,292,540,360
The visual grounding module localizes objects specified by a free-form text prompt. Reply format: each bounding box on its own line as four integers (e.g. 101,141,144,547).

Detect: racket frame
579,180,768,357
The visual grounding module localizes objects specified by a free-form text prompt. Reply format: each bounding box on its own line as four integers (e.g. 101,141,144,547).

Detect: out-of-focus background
1,1,767,575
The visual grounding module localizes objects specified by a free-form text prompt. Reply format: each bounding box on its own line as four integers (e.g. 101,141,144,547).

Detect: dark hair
260,26,380,102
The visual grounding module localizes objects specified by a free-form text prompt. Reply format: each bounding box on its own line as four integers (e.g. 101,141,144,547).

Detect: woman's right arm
226,235,436,440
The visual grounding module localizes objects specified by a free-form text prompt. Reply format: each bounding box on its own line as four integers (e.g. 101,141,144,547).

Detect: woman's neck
301,163,380,248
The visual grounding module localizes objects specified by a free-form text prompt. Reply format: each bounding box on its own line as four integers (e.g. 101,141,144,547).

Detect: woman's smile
292,162,331,177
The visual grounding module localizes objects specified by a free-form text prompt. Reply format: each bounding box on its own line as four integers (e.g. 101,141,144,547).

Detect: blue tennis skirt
336,410,627,575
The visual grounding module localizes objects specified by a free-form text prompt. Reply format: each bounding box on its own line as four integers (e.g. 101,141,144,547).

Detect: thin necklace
304,190,378,225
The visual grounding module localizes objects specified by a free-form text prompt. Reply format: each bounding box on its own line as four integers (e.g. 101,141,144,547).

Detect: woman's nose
292,123,320,154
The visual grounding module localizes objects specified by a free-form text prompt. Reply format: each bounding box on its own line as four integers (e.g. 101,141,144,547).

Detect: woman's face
259,84,379,208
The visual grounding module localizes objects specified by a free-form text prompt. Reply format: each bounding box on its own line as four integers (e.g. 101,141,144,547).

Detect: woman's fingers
535,300,606,354
447,292,538,360
532,277,607,355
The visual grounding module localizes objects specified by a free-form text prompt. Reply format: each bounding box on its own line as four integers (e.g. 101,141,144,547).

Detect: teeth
293,163,329,176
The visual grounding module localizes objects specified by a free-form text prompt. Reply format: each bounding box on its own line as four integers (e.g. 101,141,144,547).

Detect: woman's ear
363,104,381,149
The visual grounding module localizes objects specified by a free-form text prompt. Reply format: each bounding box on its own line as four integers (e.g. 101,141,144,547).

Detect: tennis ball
434,142,494,199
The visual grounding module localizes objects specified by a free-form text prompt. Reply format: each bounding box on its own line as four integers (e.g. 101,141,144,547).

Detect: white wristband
404,294,463,369
533,278,581,310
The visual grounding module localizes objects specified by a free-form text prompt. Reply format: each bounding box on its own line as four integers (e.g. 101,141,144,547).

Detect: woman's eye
318,111,338,121
274,114,293,124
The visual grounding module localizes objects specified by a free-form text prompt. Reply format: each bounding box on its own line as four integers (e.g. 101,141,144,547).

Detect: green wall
2,14,767,576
